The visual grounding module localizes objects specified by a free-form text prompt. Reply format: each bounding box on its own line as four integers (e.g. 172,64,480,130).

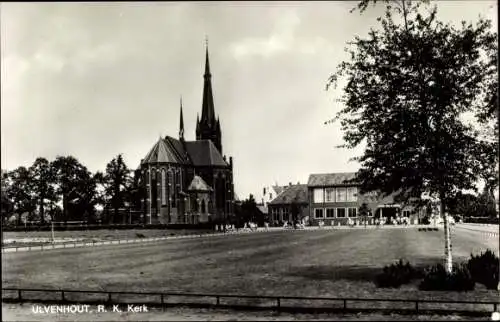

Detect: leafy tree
290,198,301,227
1,170,14,225
238,194,264,226
5,167,36,225
103,154,131,224
359,202,371,227
327,0,497,272
29,157,58,224
51,156,94,223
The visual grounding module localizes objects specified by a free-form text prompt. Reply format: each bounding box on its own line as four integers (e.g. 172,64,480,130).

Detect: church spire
197,38,223,154
201,37,215,126
179,96,184,140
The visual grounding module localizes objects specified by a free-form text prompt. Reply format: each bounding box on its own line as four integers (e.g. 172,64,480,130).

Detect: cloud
230,9,300,58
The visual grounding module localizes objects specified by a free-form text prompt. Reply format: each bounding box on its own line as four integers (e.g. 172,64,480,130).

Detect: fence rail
2,288,499,315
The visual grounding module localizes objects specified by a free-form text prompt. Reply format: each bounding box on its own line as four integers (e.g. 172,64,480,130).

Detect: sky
1,1,497,200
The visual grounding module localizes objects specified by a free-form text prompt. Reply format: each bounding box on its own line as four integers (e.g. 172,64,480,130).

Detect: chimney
223,155,227,162
289,182,292,186
229,156,233,168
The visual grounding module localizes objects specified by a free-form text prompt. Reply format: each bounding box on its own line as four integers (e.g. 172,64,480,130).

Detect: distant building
268,184,309,225
259,184,286,207
307,172,421,226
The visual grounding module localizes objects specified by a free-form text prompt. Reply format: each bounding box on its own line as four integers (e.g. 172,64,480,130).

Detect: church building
137,45,234,225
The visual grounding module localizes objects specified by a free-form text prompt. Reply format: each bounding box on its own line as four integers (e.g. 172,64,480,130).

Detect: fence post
415,301,419,312
108,293,112,303
160,294,164,311
494,303,497,312
276,298,280,309
61,291,65,301
216,296,220,306
18,289,22,301
343,299,347,310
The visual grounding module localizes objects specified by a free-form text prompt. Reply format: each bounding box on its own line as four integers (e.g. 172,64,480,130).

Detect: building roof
141,136,228,167
141,138,180,165
307,172,357,187
187,175,213,192
185,140,228,167
272,185,286,196
269,184,308,205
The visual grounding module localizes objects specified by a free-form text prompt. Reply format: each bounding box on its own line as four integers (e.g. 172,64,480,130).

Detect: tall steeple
196,37,223,154
179,96,184,141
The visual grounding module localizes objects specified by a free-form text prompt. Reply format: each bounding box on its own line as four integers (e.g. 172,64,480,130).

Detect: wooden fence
2,288,498,316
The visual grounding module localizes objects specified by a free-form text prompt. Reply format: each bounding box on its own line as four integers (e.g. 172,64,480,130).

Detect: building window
282,207,289,221
161,170,167,205
314,208,324,219
346,187,358,202
325,188,335,202
348,208,357,217
336,187,347,202
403,210,411,217
269,193,273,200
168,171,175,208
313,188,324,203
326,208,335,218
336,208,346,218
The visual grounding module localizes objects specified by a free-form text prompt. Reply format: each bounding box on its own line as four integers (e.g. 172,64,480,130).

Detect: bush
419,263,475,291
135,233,146,238
467,249,499,290
375,259,418,288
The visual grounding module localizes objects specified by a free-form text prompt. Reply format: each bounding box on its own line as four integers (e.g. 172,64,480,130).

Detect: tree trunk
440,192,453,273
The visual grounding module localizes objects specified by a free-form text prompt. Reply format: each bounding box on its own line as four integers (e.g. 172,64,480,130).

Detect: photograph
1,1,499,321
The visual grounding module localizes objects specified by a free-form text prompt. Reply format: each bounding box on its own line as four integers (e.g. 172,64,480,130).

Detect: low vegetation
467,249,499,290
377,250,499,292
375,259,420,288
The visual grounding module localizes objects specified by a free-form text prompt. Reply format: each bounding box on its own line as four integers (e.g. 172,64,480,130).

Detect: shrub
135,233,146,238
467,249,499,290
419,263,475,291
375,259,417,288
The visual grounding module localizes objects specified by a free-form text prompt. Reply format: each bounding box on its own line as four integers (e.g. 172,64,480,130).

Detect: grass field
2,227,498,305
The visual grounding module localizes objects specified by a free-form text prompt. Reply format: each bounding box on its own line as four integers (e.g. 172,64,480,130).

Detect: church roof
141,136,228,167
141,138,180,165
185,140,228,167
187,175,213,192
269,184,308,205
307,172,357,187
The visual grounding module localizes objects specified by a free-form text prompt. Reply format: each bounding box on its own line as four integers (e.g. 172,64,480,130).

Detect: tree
1,170,14,225
358,202,371,228
103,154,131,224
5,167,36,225
51,156,94,223
290,198,301,227
29,157,58,224
327,0,497,273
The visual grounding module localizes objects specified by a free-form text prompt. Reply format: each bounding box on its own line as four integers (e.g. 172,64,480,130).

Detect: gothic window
201,200,206,213
161,169,167,206
168,170,174,208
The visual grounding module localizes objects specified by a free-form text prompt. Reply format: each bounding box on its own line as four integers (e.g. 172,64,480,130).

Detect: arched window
168,170,174,208
161,169,166,205
201,200,206,213
193,198,199,212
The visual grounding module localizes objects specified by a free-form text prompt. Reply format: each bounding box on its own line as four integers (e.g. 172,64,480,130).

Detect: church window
161,169,167,205
168,171,174,208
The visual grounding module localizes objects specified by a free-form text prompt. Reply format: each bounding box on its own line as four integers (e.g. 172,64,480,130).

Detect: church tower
196,42,223,154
